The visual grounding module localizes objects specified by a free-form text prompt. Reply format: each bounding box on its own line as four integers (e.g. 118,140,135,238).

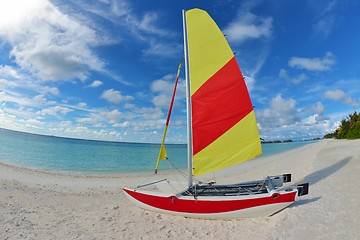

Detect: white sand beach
1,139,359,239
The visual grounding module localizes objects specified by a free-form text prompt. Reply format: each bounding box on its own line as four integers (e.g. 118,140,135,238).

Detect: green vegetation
324,111,360,139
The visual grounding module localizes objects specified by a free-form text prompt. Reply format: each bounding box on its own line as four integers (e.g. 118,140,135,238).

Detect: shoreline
0,140,317,178
1,139,359,239
0,140,320,193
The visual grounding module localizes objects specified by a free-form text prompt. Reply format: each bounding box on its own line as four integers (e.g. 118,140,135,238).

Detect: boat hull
122,187,298,219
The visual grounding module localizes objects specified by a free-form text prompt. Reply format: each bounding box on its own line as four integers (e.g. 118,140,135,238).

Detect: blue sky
0,0,359,143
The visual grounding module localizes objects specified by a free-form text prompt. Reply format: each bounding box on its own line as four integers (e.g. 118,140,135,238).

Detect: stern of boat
296,183,309,196
267,174,309,203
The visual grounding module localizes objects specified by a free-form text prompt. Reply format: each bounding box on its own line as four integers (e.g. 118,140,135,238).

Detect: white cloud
42,86,60,95
0,91,41,108
99,109,123,124
241,48,268,93
33,95,47,105
303,102,329,126
124,103,135,109
224,9,272,44
76,117,98,125
152,95,170,109
304,114,329,125
279,69,288,79
100,89,134,104
78,102,87,108
292,74,307,85
134,107,164,120
150,74,186,110
75,0,176,60
151,75,174,93
0,66,60,100
143,109,163,120
244,76,255,92
289,52,335,71
62,125,114,140
324,89,359,107
82,0,169,39
1,104,37,121
136,12,168,37
324,89,346,100
0,0,106,82
304,114,319,125
0,1,43,29
0,79,18,89
113,121,130,128
0,65,21,79
37,106,73,116
24,118,42,125
143,40,182,58
313,16,335,38
279,69,307,85
132,120,164,131
59,121,73,128
89,80,103,88
312,0,337,38
311,102,325,115
151,75,174,109
257,94,300,129
52,123,124,142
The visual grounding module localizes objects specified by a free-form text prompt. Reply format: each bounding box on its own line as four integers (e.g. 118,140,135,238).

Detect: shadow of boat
288,157,351,209
290,196,321,208
301,157,351,186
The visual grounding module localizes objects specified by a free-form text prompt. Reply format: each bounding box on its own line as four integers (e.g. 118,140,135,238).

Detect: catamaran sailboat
122,8,309,219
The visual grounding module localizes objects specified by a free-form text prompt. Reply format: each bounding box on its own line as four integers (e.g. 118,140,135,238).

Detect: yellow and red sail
185,9,262,176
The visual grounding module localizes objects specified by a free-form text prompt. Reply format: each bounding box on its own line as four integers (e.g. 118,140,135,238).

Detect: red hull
122,188,297,218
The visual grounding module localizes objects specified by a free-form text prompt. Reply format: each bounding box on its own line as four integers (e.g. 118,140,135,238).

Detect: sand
1,139,359,239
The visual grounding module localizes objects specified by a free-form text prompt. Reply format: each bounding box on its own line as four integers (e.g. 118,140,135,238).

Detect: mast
182,10,193,188
154,61,182,174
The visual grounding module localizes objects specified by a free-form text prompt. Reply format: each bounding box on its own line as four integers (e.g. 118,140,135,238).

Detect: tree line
324,111,360,139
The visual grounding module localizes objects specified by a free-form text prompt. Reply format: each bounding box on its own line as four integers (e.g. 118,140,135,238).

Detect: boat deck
181,180,269,197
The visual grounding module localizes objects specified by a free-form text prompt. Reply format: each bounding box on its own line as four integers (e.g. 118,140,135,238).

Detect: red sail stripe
191,57,253,155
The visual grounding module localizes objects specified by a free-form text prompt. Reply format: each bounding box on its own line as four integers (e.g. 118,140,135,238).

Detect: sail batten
185,9,262,176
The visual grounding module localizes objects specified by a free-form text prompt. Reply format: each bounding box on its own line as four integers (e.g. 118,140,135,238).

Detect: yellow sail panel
186,9,233,95
158,141,168,161
154,126,168,173
192,111,262,176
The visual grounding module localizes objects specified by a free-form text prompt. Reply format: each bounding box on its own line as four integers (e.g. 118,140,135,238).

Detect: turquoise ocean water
0,128,313,174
